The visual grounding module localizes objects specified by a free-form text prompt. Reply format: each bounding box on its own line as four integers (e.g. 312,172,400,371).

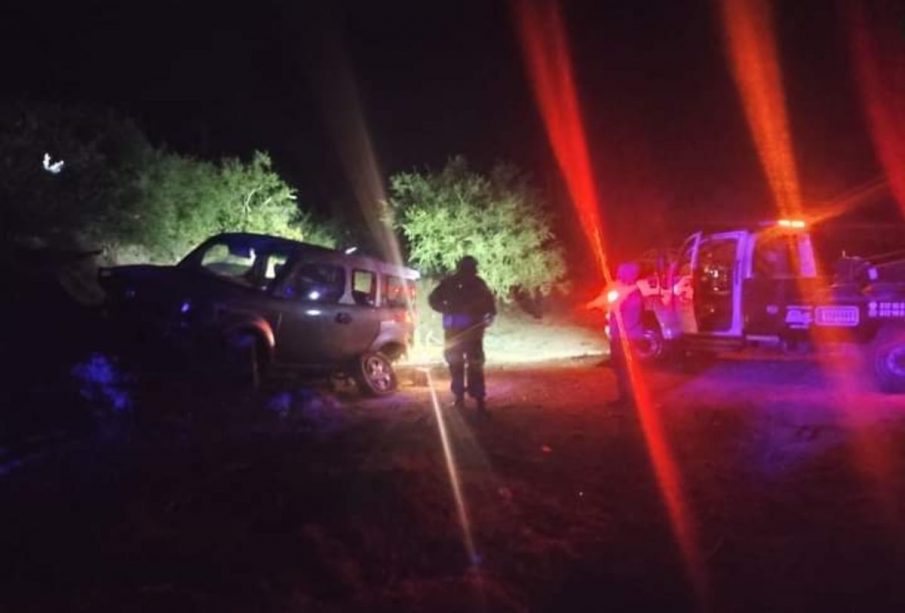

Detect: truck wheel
871,326,905,394
634,322,668,363
354,351,397,396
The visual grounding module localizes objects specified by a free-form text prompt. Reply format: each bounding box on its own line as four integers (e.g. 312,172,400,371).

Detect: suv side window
352,270,377,307
281,263,345,303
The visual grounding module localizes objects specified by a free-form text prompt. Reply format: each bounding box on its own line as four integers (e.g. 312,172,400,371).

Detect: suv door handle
335,312,352,325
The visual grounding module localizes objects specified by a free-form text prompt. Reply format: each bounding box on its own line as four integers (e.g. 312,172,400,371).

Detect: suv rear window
383,275,413,308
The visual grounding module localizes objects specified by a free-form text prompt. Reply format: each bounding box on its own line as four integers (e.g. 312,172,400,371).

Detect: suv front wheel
354,351,397,396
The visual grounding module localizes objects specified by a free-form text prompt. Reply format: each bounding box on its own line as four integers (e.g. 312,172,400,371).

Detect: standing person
586,262,644,406
429,256,496,413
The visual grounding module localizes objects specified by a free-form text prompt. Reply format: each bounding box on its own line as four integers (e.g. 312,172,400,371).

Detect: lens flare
513,0,707,600
720,0,900,523
312,29,481,568
511,0,608,279
849,2,905,218
720,0,803,218
424,368,480,566
310,29,402,264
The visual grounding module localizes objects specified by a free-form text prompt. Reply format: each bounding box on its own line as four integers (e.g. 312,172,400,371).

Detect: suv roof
195,232,421,280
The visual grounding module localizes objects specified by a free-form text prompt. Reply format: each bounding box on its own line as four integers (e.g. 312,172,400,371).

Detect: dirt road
2,356,904,611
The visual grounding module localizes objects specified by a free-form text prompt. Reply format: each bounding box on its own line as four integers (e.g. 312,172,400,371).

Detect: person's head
456,255,479,276
616,261,640,284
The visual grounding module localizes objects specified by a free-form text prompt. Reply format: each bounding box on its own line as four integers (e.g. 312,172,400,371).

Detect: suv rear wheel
354,351,397,396
871,326,905,394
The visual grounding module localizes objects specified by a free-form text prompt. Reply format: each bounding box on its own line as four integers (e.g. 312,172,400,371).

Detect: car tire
871,326,905,394
634,322,669,363
354,351,397,396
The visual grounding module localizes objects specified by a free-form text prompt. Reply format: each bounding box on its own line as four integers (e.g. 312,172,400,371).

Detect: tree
0,102,150,247
114,150,337,262
0,101,337,263
388,157,567,299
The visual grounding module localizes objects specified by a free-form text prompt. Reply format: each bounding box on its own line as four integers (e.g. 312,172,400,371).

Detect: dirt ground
3,336,905,612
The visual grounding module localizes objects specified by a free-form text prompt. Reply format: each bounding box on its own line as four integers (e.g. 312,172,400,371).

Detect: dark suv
99,233,419,395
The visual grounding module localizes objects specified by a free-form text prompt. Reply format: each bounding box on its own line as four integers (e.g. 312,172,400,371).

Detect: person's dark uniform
428,256,496,411
608,263,644,406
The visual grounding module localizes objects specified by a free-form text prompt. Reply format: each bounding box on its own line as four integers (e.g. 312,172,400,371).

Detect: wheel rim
365,356,393,391
636,328,663,361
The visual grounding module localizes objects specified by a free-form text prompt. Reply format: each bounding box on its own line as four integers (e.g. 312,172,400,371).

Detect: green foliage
388,157,566,299
0,102,337,263
118,150,337,262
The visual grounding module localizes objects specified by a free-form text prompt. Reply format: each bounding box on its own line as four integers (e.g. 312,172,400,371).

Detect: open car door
693,231,747,337
674,232,702,334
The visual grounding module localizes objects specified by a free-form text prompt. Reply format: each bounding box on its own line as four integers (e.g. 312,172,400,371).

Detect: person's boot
452,395,466,410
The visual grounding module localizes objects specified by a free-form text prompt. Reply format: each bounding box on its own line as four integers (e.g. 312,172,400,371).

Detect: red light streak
721,0,900,523
513,0,707,600
850,2,905,218
720,0,803,218
511,0,608,279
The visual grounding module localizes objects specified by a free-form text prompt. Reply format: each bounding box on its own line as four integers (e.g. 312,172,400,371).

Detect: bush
388,157,566,299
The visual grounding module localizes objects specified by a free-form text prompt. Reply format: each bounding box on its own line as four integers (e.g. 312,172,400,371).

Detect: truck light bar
777,219,807,228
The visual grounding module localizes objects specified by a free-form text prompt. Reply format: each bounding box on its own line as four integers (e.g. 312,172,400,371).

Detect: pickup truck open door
694,231,748,337
674,232,701,335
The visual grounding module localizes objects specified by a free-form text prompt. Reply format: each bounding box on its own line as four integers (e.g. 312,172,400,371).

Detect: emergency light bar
777,219,807,229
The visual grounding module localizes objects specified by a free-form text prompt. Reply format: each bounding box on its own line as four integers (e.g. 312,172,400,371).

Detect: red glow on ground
840,5,905,521
850,3,905,218
720,0,803,218
513,0,707,600
807,334,901,526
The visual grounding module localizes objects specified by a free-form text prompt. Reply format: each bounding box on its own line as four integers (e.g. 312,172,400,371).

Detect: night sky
1,0,896,258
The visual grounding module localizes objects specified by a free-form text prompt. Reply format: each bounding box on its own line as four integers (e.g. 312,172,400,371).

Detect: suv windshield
192,238,291,289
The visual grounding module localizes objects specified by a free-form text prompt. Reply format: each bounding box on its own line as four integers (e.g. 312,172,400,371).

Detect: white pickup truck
628,220,905,393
